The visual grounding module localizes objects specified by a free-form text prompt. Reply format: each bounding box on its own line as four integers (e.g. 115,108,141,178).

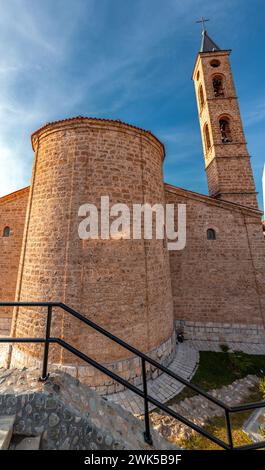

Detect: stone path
191,340,265,355
0,341,200,416
151,374,260,445
105,342,199,415
106,339,265,415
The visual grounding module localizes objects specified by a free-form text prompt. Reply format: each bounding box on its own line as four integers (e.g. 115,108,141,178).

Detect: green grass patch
168,351,265,405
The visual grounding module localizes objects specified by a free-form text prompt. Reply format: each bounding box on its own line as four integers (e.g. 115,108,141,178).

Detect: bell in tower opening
220,118,232,143
213,76,224,97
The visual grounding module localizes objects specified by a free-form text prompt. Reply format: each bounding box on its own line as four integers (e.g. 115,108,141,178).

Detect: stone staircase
0,369,177,450
0,416,41,450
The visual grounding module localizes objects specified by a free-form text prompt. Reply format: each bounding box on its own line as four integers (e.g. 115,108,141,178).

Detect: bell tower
192,26,258,209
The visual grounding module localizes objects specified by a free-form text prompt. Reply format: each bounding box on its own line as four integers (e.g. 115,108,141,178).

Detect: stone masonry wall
11,117,175,389
0,368,176,450
10,333,176,395
165,184,265,343
0,187,29,335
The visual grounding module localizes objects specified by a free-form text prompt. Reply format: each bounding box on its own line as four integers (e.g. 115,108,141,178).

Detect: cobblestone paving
105,342,199,415
106,340,265,415
191,340,265,355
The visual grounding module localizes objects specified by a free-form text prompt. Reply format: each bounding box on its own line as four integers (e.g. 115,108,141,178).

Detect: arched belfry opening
219,117,232,143
212,75,224,97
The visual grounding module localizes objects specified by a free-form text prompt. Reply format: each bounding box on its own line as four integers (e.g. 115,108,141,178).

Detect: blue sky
0,0,264,210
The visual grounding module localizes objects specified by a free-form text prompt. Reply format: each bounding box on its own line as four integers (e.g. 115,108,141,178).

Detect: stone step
0,415,16,450
15,435,42,451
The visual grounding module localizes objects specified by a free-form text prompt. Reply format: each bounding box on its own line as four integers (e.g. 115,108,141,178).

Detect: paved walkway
106,339,265,415
105,342,199,415
191,340,265,355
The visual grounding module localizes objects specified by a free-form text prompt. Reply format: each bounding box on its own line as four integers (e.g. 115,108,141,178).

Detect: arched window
204,124,211,151
212,75,224,97
199,85,205,110
207,229,216,240
219,117,232,143
3,226,10,237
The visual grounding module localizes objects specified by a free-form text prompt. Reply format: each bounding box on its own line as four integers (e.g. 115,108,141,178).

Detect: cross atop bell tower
192,26,258,209
196,16,210,32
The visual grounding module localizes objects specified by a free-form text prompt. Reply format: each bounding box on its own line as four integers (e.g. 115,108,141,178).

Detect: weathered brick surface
0,187,29,334
10,118,175,384
166,184,265,339
193,50,258,209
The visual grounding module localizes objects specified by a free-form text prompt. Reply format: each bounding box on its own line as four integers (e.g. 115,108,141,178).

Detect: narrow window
204,124,211,151
207,228,216,240
219,117,232,143
199,85,205,110
3,226,10,237
212,75,224,97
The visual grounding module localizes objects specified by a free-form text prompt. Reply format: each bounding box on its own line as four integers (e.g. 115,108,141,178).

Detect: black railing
0,301,265,450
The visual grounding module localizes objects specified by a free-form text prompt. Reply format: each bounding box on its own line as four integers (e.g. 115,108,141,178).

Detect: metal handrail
0,301,265,450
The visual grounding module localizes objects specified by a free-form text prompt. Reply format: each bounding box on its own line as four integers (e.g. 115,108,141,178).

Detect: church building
0,29,264,393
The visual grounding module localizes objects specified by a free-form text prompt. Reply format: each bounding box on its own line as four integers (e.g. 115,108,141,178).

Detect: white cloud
0,139,30,196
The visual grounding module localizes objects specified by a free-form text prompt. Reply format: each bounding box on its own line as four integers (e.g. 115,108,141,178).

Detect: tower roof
201,30,220,52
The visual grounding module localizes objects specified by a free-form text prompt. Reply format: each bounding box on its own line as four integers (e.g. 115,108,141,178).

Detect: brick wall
0,187,29,335
165,184,265,343
11,117,175,386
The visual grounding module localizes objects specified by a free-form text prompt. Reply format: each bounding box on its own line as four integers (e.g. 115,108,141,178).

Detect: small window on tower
204,124,211,151
3,226,10,237
212,75,224,97
197,70,200,81
207,229,216,240
199,85,205,110
219,118,232,143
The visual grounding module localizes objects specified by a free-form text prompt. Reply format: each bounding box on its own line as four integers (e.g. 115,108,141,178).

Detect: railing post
141,358,153,446
39,305,52,382
225,409,233,450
